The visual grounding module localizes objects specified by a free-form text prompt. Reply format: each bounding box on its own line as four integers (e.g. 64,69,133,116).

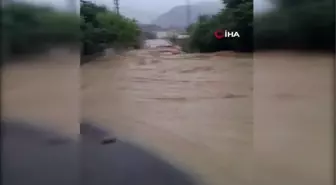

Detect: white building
177,34,190,39
155,31,179,39
144,39,173,48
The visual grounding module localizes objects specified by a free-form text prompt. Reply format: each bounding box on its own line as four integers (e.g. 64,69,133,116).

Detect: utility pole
114,0,120,15
67,0,78,14
186,0,191,27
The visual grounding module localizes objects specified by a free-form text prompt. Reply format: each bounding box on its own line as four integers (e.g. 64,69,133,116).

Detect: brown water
2,49,333,185
1,48,80,138
82,50,253,185
254,52,334,185
82,50,333,185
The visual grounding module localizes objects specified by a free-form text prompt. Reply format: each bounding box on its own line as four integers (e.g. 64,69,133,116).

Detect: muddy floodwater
254,52,334,185
1,48,333,185
2,49,80,138
82,50,333,185
82,49,253,185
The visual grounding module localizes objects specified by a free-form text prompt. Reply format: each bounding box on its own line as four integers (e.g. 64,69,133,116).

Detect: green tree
222,0,253,51
2,2,79,56
2,1,141,60
187,0,253,52
80,0,140,57
188,0,334,52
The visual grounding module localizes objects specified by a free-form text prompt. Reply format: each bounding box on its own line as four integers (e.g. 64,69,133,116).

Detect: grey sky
93,0,272,13
23,0,272,14
94,0,218,13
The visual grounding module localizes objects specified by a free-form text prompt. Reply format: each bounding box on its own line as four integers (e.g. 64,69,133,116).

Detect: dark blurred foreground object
2,121,196,185
101,137,117,144
81,122,197,185
2,120,79,185
80,122,117,144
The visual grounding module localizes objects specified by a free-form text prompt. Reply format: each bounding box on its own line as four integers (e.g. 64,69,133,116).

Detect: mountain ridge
152,1,223,29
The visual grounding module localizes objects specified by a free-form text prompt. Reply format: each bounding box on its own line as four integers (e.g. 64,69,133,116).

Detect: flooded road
82,49,253,185
82,50,333,185
254,52,334,185
1,49,80,138
1,48,332,185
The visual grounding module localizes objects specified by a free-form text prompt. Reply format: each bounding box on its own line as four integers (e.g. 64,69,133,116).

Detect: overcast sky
23,0,272,14
94,0,220,13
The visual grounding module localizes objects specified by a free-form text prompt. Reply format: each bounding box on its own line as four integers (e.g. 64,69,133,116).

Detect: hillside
120,7,159,24
138,24,163,32
152,1,222,28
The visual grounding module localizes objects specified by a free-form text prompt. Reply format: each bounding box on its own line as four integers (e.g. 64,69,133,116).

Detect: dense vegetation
2,3,79,57
188,0,253,52
188,0,334,52
2,1,141,61
80,0,140,56
2,0,334,60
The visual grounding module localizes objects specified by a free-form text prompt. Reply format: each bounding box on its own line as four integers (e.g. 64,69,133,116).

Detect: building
144,39,173,48
155,30,179,39
177,34,190,39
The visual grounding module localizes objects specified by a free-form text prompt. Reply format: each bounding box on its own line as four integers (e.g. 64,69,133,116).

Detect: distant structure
114,0,120,15
155,30,178,39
